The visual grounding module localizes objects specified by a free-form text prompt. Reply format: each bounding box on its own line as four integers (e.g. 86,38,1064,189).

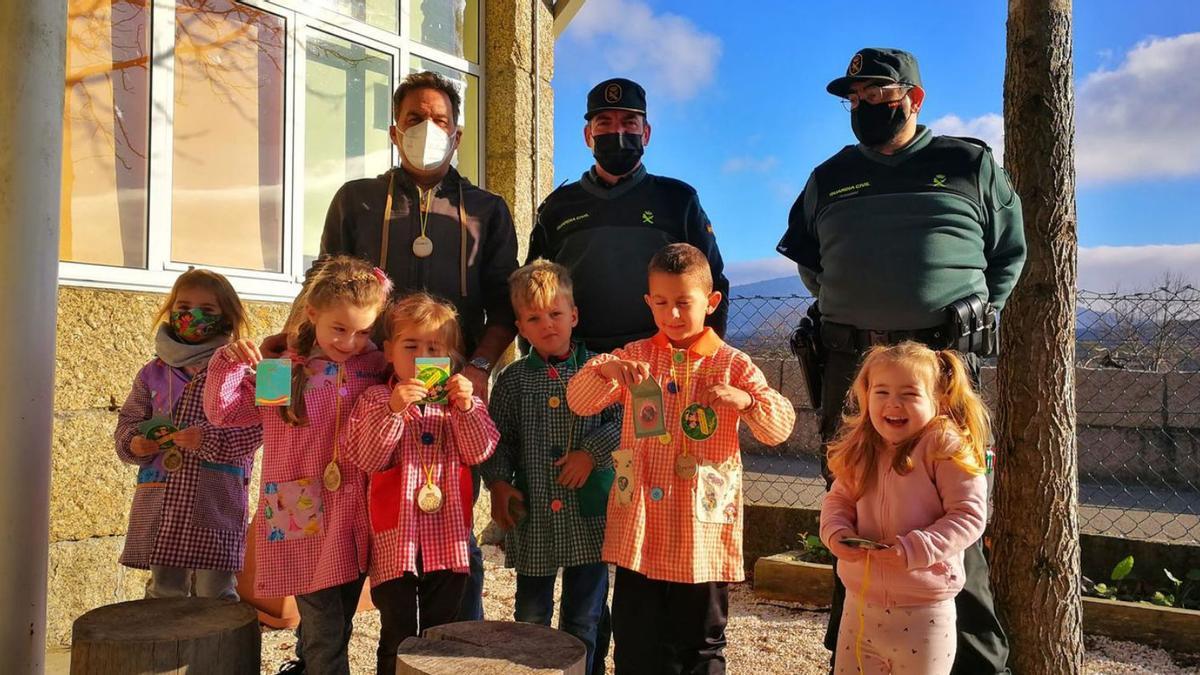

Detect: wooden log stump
397,620,586,675
71,598,260,674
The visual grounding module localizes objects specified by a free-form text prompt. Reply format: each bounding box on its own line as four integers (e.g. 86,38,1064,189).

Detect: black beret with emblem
585,77,647,120
826,47,922,97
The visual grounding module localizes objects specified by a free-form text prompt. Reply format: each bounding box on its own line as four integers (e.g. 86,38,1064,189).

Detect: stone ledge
750,553,1200,656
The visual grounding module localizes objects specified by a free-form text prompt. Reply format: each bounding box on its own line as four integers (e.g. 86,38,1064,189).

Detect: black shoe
275,659,305,675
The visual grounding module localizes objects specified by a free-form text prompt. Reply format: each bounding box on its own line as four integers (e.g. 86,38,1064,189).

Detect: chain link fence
728,286,1200,545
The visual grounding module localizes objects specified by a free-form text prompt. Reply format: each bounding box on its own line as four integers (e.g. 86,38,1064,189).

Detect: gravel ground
259,545,1197,674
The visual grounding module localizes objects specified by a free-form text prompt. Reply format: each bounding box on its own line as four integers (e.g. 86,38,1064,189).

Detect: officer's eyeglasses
840,84,912,111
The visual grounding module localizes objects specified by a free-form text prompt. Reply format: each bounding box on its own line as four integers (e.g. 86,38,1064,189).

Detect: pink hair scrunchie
372,266,394,296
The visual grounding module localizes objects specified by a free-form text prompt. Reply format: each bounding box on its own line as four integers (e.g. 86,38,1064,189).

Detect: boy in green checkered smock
482,259,621,675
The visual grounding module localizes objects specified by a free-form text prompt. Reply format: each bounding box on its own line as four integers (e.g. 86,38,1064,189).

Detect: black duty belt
820,321,952,353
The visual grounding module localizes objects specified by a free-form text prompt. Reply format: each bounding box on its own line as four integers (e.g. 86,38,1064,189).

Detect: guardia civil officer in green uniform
777,48,1026,674
528,78,730,353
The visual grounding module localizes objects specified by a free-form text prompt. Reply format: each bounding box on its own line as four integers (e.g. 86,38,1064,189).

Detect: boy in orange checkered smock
567,243,796,673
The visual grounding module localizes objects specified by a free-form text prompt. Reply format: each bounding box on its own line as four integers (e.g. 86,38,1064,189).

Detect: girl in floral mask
114,268,263,601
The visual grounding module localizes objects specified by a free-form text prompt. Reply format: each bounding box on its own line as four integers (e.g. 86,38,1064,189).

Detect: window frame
58,0,486,302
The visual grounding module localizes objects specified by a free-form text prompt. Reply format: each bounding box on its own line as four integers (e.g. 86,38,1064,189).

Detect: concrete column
484,0,556,260
0,2,66,672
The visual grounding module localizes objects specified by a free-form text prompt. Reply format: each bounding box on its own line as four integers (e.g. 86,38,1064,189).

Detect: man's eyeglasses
840,84,912,111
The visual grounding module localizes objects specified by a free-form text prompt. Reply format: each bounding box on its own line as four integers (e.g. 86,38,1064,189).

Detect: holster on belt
946,295,998,357
789,302,825,409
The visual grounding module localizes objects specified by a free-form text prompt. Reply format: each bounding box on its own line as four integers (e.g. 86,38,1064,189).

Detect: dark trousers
293,575,366,675
819,347,1010,674
611,566,728,675
515,563,611,675
458,469,486,621
371,568,468,675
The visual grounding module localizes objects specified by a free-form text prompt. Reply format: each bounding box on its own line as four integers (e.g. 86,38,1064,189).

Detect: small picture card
416,357,452,404
840,537,890,550
611,449,635,506
138,416,179,450
255,358,292,406
630,378,666,439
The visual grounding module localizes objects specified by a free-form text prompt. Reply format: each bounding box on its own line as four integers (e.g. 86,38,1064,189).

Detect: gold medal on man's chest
412,235,434,258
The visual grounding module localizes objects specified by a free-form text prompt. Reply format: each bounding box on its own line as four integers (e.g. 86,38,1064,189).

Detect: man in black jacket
528,78,729,353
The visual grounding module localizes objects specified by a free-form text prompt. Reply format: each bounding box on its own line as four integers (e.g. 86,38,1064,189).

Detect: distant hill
723,277,1173,363
729,275,807,298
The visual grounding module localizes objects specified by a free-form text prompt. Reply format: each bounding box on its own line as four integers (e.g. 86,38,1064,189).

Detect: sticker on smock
255,358,292,406
416,357,451,404
263,478,324,542
630,379,666,439
611,449,635,506
695,460,740,524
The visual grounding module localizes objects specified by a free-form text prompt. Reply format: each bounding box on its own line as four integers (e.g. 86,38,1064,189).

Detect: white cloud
1076,32,1200,183
564,0,721,101
928,33,1200,184
721,155,779,174
1078,243,1200,292
929,113,1005,163
723,244,1200,294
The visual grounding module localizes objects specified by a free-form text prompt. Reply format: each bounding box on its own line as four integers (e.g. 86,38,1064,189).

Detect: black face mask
591,132,644,176
851,100,909,147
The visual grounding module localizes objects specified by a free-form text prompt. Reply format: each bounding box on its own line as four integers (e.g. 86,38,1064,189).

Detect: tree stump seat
70,598,260,674
397,620,586,675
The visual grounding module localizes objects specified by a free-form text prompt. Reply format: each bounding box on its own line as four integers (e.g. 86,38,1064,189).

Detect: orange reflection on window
170,0,285,272
61,0,151,268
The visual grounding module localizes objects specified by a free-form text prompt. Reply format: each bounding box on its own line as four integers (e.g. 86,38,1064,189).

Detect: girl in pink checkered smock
114,268,263,601
346,292,499,675
204,255,391,675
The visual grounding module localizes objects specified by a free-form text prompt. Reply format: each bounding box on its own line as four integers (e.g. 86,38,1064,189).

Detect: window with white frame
60,0,483,300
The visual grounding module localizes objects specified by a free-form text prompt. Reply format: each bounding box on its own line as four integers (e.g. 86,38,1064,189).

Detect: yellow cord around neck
417,186,434,239
855,552,872,673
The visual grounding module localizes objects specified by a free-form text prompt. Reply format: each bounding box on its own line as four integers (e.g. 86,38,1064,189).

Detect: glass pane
171,0,285,272
303,32,393,268
408,0,479,63
410,58,478,184
61,0,151,268
310,0,397,34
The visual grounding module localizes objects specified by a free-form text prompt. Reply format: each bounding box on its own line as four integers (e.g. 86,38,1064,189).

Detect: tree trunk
71,598,260,674
994,0,1083,673
397,620,586,675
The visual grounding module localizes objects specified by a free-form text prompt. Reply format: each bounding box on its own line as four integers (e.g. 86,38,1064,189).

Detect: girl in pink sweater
205,255,392,675
820,342,989,675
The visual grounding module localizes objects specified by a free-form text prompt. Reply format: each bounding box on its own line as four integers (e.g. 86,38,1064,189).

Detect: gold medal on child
323,460,342,492
417,482,443,514
674,453,698,480
412,235,434,258
162,447,184,473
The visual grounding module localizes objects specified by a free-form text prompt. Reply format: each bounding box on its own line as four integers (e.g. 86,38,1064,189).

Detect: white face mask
400,119,454,171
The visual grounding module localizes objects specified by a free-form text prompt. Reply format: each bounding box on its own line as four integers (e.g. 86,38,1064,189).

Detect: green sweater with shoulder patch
777,126,1026,330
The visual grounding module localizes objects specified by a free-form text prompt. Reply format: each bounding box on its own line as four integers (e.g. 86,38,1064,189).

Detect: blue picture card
256,358,292,406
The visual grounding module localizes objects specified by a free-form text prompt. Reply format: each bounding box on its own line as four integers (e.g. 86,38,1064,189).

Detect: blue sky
551,1,1200,291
